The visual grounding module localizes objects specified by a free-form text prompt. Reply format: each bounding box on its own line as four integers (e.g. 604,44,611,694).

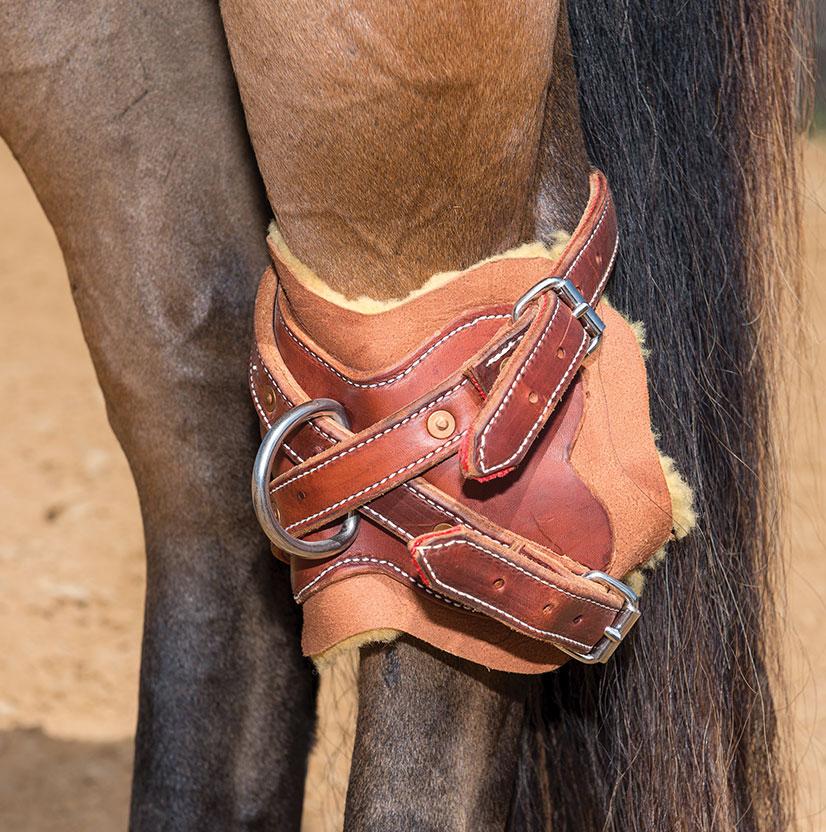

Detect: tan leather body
250,172,674,673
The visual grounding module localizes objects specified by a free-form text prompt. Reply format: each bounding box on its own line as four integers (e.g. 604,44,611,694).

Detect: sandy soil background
1,136,825,830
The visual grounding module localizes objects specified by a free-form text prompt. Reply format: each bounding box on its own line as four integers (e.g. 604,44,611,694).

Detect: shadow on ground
0,729,133,830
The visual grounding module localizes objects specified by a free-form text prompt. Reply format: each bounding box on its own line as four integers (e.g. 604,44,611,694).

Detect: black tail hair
514,1,810,829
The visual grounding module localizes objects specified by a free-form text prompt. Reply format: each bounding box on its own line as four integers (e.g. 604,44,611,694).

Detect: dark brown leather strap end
460,297,589,479
409,527,623,654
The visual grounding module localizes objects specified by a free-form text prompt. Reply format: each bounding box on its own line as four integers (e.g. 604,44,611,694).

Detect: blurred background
1,39,826,832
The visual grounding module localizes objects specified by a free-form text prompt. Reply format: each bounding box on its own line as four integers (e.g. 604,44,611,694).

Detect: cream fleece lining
268,222,571,314
312,628,401,671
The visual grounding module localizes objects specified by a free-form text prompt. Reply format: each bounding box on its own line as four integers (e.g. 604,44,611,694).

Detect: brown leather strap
461,173,618,478
410,527,621,650
270,373,479,537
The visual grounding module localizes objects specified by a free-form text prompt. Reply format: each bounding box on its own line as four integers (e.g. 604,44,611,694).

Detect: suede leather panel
300,572,573,674
269,247,553,370
571,304,672,577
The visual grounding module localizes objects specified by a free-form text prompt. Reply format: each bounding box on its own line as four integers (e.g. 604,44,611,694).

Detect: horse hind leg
220,0,590,827
345,639,531,830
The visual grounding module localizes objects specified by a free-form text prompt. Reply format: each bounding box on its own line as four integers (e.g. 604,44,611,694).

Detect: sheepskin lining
268,222,571,313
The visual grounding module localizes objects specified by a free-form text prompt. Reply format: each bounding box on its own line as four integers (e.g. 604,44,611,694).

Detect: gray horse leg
0,2,313,829
345,639,529,832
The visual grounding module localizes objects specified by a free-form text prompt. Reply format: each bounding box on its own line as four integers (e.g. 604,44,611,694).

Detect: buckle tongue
555,572,640,664
512,276,605,356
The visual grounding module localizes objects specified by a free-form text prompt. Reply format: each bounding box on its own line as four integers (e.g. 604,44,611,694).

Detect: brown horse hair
509,1,811,830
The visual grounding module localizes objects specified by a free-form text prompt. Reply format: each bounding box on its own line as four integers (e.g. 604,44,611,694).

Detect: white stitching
477,300,561,470
260,359,339,443
485,335,523,367
284,433,465,531
473,197,615,475
253,353,339,445
405,487,584,574
280,313,508,389
416,538,616,612
404,485,466,526
294,556,412,599
273,380,468,493
293,554,473,611
420,553,592,649
249,362,273,429
417,538,616,649
402,485,512,549
361,505,414,542
480,329,587,474
561,200,609,283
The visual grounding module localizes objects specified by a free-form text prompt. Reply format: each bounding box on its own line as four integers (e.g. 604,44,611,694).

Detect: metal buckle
251,398,360,559
512,276,605,356
554,571,641,664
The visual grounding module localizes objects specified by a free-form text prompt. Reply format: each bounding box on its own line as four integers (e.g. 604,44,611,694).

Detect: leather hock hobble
249,171,690,673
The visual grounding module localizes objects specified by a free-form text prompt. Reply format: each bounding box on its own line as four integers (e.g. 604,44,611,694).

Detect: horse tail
514,1,811,829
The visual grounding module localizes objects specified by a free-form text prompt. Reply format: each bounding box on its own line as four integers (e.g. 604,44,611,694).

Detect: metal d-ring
252,398,360,559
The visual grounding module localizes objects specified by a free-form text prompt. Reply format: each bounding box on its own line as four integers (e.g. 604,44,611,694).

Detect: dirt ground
1,136,825,830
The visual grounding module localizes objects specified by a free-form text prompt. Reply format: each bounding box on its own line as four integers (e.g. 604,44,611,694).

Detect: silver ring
252,398,360,559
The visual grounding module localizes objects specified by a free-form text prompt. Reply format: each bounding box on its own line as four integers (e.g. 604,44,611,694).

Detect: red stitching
475,466,515,483
459,433,472,476
466,371,488,402
472,295,553,475
410,555,431,587
409,526,460,587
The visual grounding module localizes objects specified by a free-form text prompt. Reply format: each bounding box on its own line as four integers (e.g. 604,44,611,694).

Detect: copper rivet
493,578,505,590
528,391,539,404
543,603,554,615
427,409,456,439
263,388,276,410
595,254,603,266
433,522,453,533
557,347,565,359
